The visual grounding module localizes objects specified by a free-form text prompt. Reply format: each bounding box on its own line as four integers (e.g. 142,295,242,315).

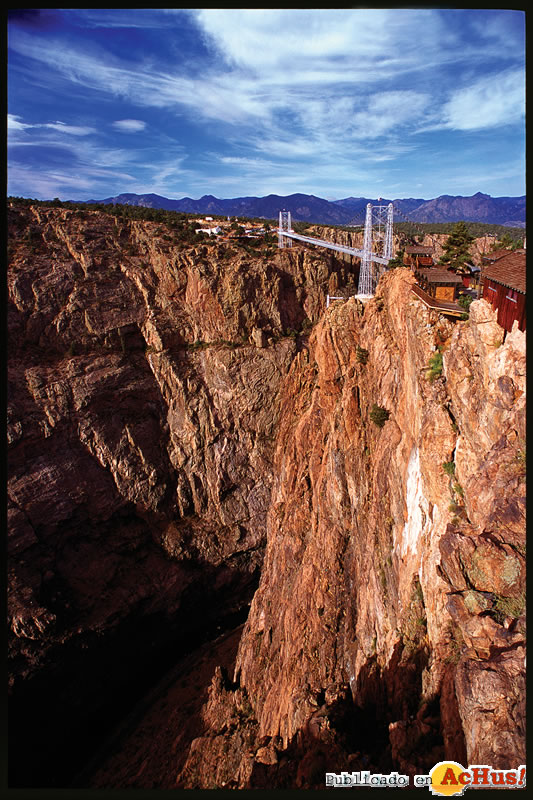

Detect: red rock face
7,204,355,785
8,205,525,788
178,272,525,787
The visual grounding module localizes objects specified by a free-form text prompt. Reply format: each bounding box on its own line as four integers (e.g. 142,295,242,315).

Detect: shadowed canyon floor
74,625,245,789
8,205,525,788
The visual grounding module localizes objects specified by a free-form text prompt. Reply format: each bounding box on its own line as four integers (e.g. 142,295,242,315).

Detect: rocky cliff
8,205,525,788
7,203,355,785
177,276,525,788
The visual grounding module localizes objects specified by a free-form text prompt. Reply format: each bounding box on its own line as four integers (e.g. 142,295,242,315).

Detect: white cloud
43,121,95,135
8,114,94,137
346,91,431,139
112,119,147,133
8,161,136,198
442,69,525,131
469,10,525,54
193,9,427,73
9,31,272,127
8,114,30,131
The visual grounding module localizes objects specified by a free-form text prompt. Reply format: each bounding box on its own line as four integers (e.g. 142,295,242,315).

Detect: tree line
8,197,524,249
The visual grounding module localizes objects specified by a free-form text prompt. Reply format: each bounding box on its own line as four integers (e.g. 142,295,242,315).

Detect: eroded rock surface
178,272,525,787
8,205,525,787
8,204,347,785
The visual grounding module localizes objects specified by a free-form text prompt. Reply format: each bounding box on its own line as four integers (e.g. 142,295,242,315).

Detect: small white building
195,226,221,236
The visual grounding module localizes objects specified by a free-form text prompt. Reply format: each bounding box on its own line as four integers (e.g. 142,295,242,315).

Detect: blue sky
8,8,526,201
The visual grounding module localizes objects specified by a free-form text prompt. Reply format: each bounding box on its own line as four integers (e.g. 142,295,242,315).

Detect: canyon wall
7,205,353,784
178,273,526,789
8,205,525,787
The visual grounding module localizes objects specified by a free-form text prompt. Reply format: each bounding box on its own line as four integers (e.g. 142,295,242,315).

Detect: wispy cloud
112,119,147,133
8,114,95,136
8,29,271,126
43,121,96,135
8,114,30,131
193,9,429,74
442,68,525,131
7,104,196,199
7,8,525,200
8,160,138,198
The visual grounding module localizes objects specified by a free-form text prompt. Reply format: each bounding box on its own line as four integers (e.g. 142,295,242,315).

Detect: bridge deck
276,229,390,265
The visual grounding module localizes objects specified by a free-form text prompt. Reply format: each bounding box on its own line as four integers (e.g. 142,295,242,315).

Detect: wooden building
403,245,435,270
414,267,464,302
458,263,480,290
481,251,526,333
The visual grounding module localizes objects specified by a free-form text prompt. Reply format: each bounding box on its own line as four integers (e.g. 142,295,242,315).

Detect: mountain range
83,191,525,227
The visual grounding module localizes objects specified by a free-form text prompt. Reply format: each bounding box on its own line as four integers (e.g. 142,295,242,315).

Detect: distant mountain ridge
83,190,525,227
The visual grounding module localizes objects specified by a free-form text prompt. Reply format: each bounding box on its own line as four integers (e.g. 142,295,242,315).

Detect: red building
481,251,526,333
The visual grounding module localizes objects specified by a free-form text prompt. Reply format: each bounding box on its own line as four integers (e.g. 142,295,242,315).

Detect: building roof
482,248,513,262
482,251,526,294
405,245,434,254
415,268,463,284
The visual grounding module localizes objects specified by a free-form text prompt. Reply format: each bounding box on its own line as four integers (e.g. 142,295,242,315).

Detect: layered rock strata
7,205,353,785
7,205,525,787
178,272,525,788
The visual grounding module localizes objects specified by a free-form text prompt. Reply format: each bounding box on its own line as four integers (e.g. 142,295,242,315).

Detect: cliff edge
7,205,525,787
178,271,525,788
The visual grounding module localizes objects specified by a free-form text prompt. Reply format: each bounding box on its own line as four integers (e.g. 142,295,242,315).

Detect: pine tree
438,221,474,272
386,249,405,269
493,232,514,251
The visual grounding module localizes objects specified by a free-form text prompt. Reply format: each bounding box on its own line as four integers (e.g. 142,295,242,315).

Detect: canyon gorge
7,204,526,788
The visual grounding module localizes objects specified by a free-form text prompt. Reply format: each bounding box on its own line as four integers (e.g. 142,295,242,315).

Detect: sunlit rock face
179,272,525,788
7,205,525,788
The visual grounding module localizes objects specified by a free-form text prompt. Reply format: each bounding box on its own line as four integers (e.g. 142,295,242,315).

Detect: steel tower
278,210,292,248
357,202,394,296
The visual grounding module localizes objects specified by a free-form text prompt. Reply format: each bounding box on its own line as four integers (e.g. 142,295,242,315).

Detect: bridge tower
357,202,394,296
278,210,292,248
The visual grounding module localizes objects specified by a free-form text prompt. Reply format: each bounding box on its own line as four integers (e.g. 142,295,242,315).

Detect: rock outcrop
177,273,525,788
8,204,525,788
7,203,356,785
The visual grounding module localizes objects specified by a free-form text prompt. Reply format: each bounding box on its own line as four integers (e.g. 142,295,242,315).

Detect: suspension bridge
277,202,395,299
276,202,470,318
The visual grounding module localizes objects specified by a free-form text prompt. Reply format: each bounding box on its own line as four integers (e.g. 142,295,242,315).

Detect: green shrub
369,404,390,428
458,294,473,311
442,461,455,477
426,350,443,381
491,592,526,625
